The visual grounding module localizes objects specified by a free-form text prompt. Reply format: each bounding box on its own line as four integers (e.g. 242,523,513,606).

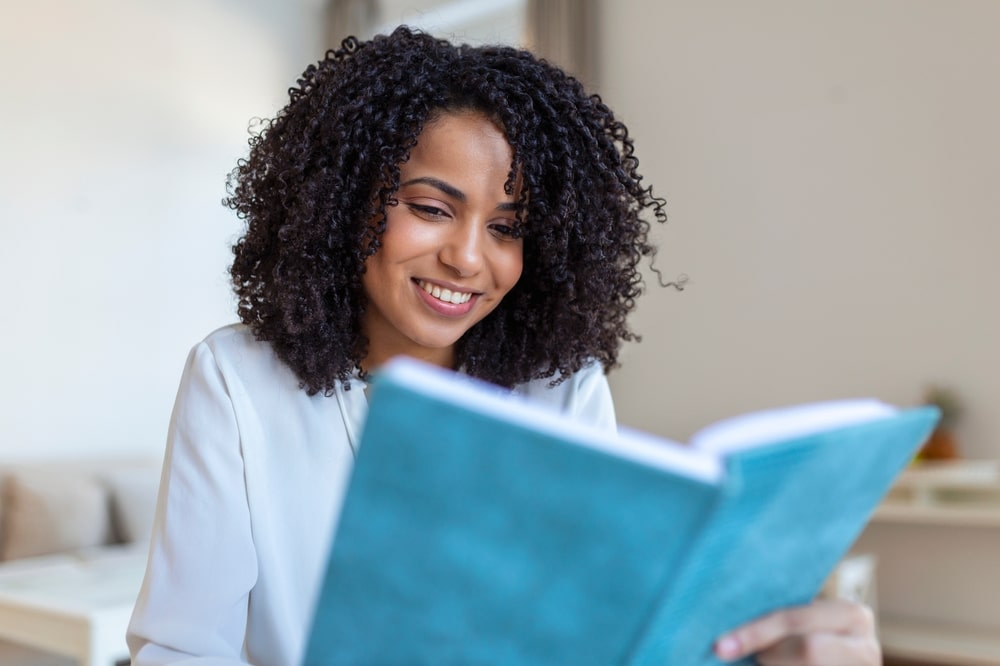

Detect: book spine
621,473,755,666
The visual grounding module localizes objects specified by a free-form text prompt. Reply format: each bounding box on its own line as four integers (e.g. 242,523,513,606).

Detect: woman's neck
361,345,456,375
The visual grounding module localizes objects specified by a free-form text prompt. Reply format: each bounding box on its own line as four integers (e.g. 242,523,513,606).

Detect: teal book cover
623,409,939,665
303,359,938,665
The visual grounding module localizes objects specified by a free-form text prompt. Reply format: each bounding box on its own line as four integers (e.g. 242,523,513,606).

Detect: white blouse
127,324,617,666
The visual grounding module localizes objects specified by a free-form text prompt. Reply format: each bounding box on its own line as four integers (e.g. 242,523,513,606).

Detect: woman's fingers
715,599,880,665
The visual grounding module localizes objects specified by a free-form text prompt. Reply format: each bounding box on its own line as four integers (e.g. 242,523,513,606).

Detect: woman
128,27,879,665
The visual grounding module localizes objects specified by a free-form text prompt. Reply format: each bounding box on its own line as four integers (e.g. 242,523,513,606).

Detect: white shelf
896,460,1000,487
872,460,1000,526
880,617,1000,665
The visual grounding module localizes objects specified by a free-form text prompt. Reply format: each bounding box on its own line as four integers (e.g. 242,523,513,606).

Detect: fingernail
715,634,742,660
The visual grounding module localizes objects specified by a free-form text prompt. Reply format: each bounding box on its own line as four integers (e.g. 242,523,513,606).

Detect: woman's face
361,111,524,370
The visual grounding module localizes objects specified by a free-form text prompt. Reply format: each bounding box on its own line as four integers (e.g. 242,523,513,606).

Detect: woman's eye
407,204,449,220
489,223,522,241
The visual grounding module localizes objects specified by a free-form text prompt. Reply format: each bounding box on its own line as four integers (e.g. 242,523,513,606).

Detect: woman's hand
713,598,880,665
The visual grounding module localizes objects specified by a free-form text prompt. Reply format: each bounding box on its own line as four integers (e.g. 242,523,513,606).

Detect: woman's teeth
418,280,473,304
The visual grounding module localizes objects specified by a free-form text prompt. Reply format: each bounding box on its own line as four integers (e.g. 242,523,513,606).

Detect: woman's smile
414,278,478,312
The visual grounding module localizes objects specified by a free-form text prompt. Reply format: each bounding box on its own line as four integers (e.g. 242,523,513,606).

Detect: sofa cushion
101,465,161,544
0,472,113,561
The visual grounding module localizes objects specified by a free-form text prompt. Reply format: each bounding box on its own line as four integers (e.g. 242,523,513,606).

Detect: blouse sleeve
565,361,618,432
514,360,619,432
127,342,257,665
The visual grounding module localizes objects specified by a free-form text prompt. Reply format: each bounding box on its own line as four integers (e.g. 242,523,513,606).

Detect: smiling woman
126,26,668,665
221,27,664,393
125,25,879,666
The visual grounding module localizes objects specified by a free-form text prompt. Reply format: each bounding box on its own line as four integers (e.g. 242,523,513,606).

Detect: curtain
524,0,598,88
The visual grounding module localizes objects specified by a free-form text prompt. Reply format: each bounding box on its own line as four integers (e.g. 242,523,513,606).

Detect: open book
303,359,938,665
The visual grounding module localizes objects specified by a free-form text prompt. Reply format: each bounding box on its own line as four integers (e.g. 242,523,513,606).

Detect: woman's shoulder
189,323,301,392
511,361,616,430
513,361,605,396
198,322,263,357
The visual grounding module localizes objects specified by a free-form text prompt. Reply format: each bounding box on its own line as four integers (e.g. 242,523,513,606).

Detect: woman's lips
414,279,479,316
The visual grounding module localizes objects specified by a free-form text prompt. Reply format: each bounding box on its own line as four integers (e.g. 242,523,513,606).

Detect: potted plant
918,385,962,460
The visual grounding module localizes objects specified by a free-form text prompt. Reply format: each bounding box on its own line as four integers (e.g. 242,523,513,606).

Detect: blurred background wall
1,0,325,460
1,0,997,461
600,1,1000,459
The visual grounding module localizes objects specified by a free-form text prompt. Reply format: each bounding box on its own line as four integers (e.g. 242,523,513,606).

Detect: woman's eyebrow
400,176,520,212
399,177,465,202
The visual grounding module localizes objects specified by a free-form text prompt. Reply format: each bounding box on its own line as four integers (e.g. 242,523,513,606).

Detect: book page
690,399,897,454
614,426,722,483
377,359,723,484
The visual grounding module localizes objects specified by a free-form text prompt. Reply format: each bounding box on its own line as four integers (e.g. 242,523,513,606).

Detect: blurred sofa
0,458,161,665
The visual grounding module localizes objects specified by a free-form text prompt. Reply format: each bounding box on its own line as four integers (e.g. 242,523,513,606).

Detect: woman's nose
438,221,485,277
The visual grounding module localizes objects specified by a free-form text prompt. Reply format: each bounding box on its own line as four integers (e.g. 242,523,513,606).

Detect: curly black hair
225,26,668,394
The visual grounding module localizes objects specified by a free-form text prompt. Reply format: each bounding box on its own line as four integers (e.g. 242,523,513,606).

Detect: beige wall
599,1,1000,458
